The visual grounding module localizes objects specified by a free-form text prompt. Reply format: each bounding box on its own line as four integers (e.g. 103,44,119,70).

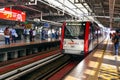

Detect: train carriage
60,21,105,56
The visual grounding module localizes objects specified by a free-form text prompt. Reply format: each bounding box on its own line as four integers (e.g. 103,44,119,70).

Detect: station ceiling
0,0,120,29
84,0,120,28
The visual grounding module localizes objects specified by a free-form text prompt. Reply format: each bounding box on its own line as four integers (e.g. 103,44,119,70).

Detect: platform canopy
0,0,120,28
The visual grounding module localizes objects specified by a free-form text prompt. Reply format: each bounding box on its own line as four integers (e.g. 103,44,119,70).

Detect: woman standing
4,27,11,44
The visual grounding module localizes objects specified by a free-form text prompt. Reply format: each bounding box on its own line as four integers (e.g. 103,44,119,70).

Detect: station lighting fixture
42,0,96,22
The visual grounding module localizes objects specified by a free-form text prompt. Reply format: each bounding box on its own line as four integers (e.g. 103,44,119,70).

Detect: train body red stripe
60,22,66,50
84,22,90,56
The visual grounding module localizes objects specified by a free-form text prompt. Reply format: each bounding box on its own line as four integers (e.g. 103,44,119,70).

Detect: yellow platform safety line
98,37,120,80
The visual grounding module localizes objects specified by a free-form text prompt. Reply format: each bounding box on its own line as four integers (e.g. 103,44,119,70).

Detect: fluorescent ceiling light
44,0,95,21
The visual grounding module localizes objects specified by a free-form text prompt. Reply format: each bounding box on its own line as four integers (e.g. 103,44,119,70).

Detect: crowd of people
23,28,36,42
3,27,60,45
41,29,59,40
23,28,60,42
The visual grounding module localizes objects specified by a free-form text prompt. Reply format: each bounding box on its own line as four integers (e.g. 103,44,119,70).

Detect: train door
88,23,94,51
88,23,99,51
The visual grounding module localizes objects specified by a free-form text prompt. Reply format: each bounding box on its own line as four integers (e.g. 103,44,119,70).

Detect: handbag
15,33,18,37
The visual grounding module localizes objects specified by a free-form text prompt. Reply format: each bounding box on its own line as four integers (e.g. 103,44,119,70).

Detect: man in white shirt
11,27,17,43
32,29,36,41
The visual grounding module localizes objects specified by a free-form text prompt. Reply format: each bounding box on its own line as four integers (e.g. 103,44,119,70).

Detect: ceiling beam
109,0,115,28
100,0,105,16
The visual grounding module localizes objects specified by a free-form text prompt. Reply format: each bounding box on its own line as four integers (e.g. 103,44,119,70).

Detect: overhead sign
0,7,26,22
25,24,32,29
30,0,36,3
44,23,50,28
114,18,120,22
27,0,37,5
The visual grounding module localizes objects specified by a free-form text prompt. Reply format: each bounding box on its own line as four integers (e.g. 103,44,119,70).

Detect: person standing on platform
55,30,59,39
41,29,45,40
11,27,17,43
109,33,112,39
32,29,36,41
23,28,27,39
112,30,119,56
29,29,33,42
4,27,11,45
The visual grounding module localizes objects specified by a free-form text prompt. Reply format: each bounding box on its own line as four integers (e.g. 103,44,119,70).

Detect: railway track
0,48,84,80
13,55,83,80
2,53,64,80
0,49,60,79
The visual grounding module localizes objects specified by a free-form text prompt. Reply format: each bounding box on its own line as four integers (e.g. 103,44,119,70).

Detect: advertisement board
0,7,26,22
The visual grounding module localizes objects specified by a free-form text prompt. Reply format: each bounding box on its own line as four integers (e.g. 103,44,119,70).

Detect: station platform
0,38,59,48
0,38,60,62
64,37,120,80
98,37,120,80
0,38,59,45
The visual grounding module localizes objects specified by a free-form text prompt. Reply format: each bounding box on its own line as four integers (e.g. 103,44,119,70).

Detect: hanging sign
44,23,50,28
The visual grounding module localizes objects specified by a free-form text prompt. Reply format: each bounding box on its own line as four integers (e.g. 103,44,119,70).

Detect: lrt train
60,21,106,56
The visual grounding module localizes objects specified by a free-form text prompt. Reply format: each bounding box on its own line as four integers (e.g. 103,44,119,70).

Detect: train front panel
63,39,84,55
61,21,87,55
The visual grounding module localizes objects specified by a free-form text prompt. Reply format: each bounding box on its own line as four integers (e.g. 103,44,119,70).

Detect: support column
14,51,18,58
0,52,8,61
4,52,8,61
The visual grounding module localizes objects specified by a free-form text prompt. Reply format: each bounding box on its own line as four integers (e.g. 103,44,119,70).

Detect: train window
64,23,85,39
89,23,97,40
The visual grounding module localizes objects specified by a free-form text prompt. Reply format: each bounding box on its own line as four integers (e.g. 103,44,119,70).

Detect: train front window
64,23,85,39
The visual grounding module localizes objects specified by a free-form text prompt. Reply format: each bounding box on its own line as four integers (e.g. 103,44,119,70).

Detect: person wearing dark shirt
112,30,119,56
109,33,112,39
29,29,33,42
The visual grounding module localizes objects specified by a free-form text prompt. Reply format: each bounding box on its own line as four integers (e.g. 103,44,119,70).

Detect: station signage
44,23,50,28
0,7,26,22
67,22,81,26
114,18,120,22
25,24,32,29
29,0,36,3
